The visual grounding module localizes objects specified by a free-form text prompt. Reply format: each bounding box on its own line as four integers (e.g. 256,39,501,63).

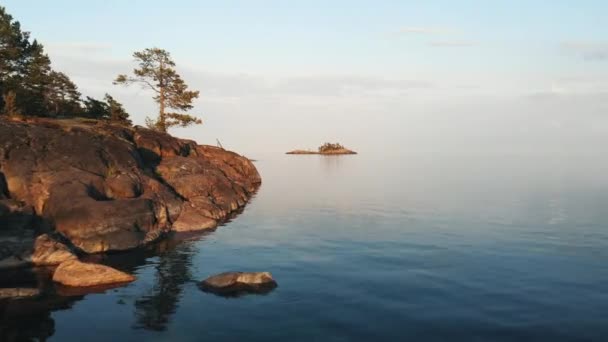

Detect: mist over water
5,152,608,341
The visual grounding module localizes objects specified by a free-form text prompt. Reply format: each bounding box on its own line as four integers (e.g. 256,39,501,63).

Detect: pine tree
83,96,109,119
114,48,201,132
45,71,81,117
0,6,29,113
105,94,131,125
0,6,83,117
1,91,20,117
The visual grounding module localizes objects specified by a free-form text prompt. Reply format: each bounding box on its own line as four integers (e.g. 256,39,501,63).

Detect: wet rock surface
199,272,278,296
0,118,261,258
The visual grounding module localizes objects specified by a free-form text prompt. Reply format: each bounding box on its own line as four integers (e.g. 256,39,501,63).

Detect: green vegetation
83,94,131,125
0,6,130,123
318,143,346,153
114,48,201,132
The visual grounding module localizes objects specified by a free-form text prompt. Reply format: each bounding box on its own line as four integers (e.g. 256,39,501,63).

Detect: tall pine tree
114,48,201,132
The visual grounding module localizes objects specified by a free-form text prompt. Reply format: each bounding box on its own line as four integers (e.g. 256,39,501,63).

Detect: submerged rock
199,271,277,296
52,259,136,287
0,287,40,299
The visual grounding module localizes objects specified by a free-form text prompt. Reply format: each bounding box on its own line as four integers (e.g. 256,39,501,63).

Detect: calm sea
2,153,608,341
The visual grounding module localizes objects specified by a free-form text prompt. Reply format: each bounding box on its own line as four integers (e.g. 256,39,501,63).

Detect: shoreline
286,149,357,155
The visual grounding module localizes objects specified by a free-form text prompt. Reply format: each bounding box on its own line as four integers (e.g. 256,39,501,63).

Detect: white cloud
526,77,608,102
396,27,452,35
429,40,478,47
560,41,608,61
393,27,478,48
46,42,113,55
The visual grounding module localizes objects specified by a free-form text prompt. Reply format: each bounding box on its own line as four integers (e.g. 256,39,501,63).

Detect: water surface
2,153,608,341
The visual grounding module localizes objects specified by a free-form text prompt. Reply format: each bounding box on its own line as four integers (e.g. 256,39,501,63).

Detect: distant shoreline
286,149,357,155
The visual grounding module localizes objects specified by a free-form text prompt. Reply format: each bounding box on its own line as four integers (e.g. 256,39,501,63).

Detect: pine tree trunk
158,60,167,132
159,87,166,132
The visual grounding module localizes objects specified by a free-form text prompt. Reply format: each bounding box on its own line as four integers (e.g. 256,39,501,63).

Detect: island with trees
286,142,357,155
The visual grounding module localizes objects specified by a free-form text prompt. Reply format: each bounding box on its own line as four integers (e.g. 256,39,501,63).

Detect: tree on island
318,142,346,153
114,48,201,132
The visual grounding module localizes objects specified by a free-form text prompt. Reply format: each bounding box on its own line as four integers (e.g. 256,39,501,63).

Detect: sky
3,0,607,157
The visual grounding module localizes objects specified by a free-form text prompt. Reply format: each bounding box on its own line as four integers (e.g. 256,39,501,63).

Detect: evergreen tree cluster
0,6,130,124
318,143,346,153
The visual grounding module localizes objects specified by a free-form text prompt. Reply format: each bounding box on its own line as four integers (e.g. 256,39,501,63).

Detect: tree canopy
82,94,131,124
114,48,201,132
0,6,130,124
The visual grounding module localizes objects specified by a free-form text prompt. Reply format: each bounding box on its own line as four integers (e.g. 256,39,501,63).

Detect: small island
286,143,357,155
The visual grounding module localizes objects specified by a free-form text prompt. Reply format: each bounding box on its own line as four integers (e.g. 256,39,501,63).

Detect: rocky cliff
0,118,261,268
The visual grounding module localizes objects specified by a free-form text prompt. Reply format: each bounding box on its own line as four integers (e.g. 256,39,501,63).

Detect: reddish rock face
0,118,261,257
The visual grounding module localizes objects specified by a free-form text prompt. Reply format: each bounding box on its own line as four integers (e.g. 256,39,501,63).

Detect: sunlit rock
52,259,136,287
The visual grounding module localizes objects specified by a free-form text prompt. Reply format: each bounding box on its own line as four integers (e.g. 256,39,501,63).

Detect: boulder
52,259,136,287
0,233,75,269
199,272,277,295
171,203,218,232
31,234,77,266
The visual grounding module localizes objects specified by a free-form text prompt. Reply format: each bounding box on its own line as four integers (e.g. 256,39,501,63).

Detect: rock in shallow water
52,259,136,287
0,287,40,299
199,271,277,296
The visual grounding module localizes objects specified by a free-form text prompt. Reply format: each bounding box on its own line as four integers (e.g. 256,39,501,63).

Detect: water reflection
0,267,82,342
318,155,347,174
132,238,196,331
0,229,213,339
0,294,84,342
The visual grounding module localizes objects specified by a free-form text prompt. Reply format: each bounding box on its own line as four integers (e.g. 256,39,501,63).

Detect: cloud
560,41,608,61
526,77,608,102
274,75,433,97
396,27,452,35
393,27,478,48
45,52,434,101
429,40,478,47
46,42,113,54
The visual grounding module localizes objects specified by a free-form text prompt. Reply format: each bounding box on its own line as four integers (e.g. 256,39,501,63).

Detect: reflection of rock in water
0,295,83,342
127,209,247,331
0,267,83,342
0,305,55,342
319,154,346,175
132,238,196,331
0,206,248,337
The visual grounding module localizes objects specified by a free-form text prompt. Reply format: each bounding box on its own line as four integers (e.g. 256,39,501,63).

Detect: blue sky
3,1,607,155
